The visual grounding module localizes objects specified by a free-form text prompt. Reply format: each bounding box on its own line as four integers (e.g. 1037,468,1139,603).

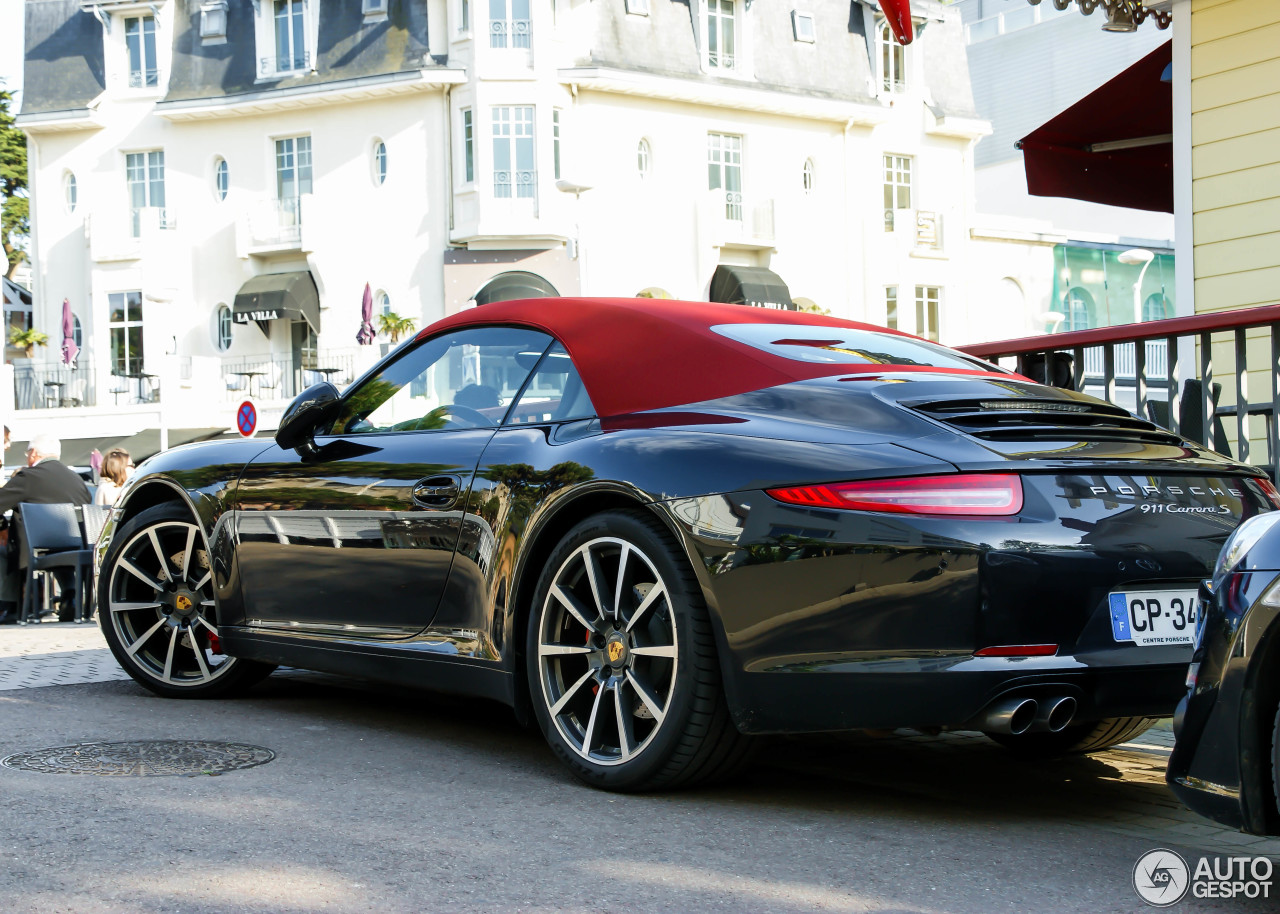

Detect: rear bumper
727,652,1189,734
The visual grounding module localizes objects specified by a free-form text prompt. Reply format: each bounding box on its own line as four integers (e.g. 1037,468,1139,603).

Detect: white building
14,0,993,459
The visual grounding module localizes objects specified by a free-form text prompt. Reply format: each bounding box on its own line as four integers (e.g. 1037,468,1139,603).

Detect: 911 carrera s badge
175,595,193,611
607,641,626,663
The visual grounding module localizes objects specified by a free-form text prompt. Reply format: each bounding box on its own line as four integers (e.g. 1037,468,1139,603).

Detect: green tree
0,89,28,280
377,311,416,343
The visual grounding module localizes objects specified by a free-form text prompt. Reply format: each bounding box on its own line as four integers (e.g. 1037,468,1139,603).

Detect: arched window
214,304,233,351
802,158,815,194
1063,286,1095,331
637,138,652,178
214,157,229,201
879,20,906,92
72,314,83,347
378,290,392,316
64,172,78,213
1142,293,1172,322
373,140,387,186
473,271,559,305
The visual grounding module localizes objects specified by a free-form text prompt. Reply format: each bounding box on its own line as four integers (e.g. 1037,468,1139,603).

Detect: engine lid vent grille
910,398,1183,445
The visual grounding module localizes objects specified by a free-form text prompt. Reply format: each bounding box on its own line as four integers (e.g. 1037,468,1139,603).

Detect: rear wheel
527,510,751,791
98,503,274,698
1271,702,1280,820
986,716,1159,757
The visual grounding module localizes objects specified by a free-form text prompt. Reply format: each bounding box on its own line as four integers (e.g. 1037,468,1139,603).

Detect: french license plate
1109,590,1198,646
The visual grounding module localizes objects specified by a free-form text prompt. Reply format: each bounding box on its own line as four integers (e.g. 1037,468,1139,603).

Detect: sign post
236,399,258,438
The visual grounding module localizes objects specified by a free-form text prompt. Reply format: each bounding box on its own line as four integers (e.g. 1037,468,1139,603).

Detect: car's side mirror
275,382,342,456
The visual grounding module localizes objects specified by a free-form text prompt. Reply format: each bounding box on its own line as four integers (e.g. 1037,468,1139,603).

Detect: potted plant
376,311,416,344
8,327,48,358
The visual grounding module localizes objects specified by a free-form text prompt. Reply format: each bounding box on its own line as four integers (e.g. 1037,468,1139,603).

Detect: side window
506,343,596,424
328,327,552,435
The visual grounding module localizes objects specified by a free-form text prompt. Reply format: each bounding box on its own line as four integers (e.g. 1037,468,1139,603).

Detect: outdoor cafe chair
17,502,93,624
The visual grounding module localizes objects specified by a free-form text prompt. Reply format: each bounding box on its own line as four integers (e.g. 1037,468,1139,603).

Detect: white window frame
637,138,652,179
461,108,476,185
625,0,651,16
489,0,532,50
372,139,388,186
457,0,471,35
214,304,234,352
125,149,166,237
915,285,941,342
362,0,388,20
491,106,536,200
885,286,898,331
552,108,562,182
878,18,907,93
883,153,912,231
791,10,815,43
274,135,313,229
213,157,229,201
124,14,159,87
707,132,743,222
64,172,78,214
802,158,815,195
108,290,145,377
704,0,737,71
254,0,318,79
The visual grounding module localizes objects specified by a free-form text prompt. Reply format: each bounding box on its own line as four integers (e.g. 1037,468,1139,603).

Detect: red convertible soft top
420,297,1003,418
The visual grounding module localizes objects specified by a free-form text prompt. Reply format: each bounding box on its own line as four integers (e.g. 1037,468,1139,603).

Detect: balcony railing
238,196,309,253
259,51,311,77
12,359,100,411
489,19,531,48
222,350,362,403
713,192,774,248
127,68,160,88
956,304,1280,481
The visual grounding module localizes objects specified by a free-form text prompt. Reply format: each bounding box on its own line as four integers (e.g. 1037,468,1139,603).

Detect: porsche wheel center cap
168,590,198,620
606,635,629,667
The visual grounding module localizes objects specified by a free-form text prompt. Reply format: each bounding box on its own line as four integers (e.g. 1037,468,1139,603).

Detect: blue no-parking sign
236,399,258,438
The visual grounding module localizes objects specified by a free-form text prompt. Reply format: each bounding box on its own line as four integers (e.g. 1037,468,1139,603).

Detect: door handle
412,475,462,507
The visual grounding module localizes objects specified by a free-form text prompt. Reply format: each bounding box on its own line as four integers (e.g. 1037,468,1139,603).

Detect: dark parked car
1169,512,1280,835
96,298,1277,791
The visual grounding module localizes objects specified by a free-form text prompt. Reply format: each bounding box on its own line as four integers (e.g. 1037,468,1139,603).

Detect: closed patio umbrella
356,283,376,345
60,298,78,366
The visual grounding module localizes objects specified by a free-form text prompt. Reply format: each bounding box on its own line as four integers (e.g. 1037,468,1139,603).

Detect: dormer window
274,0,307,72
125,15,158,87
706,0,736,70
879,18,906,92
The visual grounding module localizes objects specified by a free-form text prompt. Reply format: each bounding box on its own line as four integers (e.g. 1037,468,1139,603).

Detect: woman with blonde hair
94,448,133,507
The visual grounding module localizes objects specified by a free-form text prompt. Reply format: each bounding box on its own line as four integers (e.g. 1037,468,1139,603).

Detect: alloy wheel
536,536,679,766
106,520,237,687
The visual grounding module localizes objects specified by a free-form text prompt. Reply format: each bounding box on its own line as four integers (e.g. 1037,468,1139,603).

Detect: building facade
15,0,991,449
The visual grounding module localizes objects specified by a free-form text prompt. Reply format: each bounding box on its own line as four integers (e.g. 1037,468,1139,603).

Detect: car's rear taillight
1257,477,1280,508
766,474,1023,516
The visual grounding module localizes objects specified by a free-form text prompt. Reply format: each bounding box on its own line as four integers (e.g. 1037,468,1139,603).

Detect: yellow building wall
1190,0,1280,463
1191,0,1280,313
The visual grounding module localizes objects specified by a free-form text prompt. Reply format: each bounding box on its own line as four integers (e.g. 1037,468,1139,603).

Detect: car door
233,326,553,637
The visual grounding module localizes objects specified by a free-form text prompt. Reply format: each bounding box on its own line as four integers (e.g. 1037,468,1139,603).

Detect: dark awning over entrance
709,265,794,310
474,271,559,305
232,272,320,333
1018,40,1172,214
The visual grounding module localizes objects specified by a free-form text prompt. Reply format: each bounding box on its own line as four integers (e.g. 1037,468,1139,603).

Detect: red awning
1018,40,1172,213
879,0,914,45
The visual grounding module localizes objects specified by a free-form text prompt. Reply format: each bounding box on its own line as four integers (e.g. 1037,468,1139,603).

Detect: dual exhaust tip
981,696,1076,735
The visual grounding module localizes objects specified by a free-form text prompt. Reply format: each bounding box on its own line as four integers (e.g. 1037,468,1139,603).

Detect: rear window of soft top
710,322,1004,373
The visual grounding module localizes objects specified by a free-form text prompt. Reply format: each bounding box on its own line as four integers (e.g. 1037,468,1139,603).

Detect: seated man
0,434,92,622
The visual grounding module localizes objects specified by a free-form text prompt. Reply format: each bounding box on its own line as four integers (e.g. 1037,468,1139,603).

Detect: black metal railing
221,351,361,402
957,304,1280,481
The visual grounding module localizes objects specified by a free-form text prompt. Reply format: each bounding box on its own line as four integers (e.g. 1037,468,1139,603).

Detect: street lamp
1118,248,1155,323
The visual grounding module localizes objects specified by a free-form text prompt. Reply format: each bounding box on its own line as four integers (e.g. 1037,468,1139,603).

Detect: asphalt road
1,624,1277,914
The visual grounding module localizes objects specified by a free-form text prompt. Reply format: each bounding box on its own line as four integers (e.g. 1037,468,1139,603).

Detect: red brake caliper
207,631,222,655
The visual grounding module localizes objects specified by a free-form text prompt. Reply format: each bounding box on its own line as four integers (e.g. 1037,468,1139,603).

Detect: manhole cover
0,740,275,777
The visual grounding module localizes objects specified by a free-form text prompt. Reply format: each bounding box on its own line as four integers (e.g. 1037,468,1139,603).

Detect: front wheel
98,503,274,699
527,510,751,791
986,716,1159,757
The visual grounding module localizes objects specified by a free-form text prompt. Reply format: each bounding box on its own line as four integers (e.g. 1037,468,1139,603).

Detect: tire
986,716,1159,757
98,503,274,699
1271,702,1280,819
526,509,752,791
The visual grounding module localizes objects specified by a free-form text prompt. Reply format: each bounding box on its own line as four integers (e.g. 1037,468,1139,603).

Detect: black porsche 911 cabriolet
96,298,1278,791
